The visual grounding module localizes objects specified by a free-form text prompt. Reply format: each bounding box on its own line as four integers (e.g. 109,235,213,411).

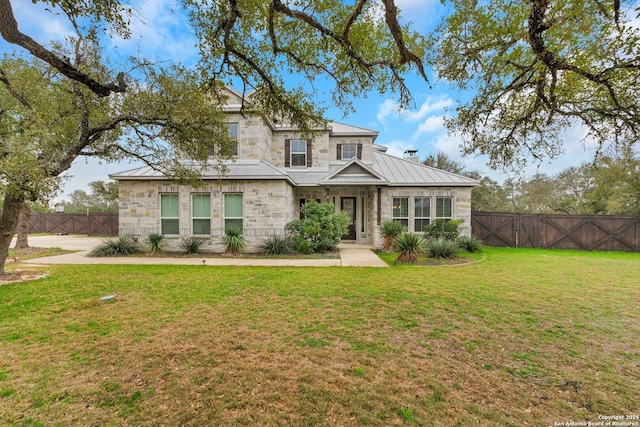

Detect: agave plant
393,233,424,264
89,236,143,257
146,233,166,254
223,227,246,256
425,239,460,259
456,235,484,253
180,237,208,255
379,221,407,252
258,235,294,255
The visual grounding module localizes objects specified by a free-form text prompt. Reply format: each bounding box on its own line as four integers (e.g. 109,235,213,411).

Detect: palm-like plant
258,235,294,255
223,227,246,256
379,221,407,252
180,237,208,255
393,233,424,264
146,233,166,254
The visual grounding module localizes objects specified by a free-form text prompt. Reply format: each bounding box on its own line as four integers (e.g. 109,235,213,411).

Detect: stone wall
373,187,473,248
118,179,295,252
118,179,474,252
231,113,272,162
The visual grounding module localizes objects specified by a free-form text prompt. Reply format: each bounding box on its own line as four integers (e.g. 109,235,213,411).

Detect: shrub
146,233,166,254
379,221,407,252
393,233,424,264
424,219,464,242
286,201,349,253
223,227,246,256
180,237,208,254
258,235,294,255
425,239,460,259
457,235,484,253
89,236,143,257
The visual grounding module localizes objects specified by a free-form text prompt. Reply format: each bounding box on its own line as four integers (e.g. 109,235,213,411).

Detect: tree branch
0,0,126,97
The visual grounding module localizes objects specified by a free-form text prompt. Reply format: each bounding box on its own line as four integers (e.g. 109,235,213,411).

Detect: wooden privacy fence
29,213,119,236
27,212,640,251
472,212,640,252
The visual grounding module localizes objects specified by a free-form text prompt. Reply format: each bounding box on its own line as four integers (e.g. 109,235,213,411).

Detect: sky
1,0,604,203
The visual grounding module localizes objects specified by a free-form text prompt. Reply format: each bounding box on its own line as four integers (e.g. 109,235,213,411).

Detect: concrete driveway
15,235,106,251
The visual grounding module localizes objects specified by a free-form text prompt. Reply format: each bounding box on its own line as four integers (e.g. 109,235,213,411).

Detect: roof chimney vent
403,149,419,163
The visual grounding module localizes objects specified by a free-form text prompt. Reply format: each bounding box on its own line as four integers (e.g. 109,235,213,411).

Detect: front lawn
1,248,638,426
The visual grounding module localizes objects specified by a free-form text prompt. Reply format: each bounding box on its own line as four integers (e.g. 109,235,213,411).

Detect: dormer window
341,144,357,159
337,143,362,160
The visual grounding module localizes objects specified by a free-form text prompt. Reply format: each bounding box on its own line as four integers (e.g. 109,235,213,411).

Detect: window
224,193,243,231
436,197,453,220
392,197,409,227
192,194,211,235
290,139,307,167
337,143,362,160
414,197,431,232
208,123,238,156
160,194,179,235
227,123,238,156
285,139,311,167
341,144,357,160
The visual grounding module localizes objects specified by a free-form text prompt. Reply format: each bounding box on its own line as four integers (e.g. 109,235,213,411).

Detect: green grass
1,247,639,426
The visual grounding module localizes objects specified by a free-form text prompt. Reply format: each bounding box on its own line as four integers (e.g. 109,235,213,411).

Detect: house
109,88,479,251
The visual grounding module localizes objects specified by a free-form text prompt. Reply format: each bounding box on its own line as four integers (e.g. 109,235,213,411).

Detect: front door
341,197,357,240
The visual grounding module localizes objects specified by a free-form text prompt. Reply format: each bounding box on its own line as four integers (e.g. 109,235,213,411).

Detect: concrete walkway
15,235,388,268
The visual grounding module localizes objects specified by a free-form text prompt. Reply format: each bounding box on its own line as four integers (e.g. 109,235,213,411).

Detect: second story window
341,144,357,159
337,143,362,160
208,123,238,157
226,123,238,156
290,139,307,167
285,139,312,167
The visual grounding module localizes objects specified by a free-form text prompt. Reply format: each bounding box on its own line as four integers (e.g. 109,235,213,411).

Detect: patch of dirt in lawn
0,270,50,285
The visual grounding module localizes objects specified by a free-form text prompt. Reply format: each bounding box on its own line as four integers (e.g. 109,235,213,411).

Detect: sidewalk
15,235,388,268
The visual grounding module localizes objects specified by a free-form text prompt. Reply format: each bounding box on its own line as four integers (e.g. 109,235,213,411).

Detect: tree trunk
13,202,31,249
0,190,25,276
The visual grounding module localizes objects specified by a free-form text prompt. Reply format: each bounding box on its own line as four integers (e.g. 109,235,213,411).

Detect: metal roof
328,122,379,141
111,152,478,188
109,160,294,184
370,151,479,187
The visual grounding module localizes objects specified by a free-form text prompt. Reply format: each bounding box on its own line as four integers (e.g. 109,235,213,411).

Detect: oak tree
429,0,640,169
0,0,429,274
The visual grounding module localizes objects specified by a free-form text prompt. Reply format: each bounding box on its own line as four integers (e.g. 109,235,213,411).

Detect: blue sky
2,0,602,202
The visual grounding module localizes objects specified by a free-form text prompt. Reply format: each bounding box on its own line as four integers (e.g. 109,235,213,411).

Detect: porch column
376,186,382,225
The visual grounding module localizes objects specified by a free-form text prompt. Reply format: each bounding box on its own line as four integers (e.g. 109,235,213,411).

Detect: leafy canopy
429,0,640,169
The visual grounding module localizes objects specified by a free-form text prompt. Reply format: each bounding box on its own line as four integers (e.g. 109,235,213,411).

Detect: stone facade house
110,88,478,251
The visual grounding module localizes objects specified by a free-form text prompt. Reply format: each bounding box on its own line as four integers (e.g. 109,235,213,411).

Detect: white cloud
413,115,445,139
12,2,74,45
107,0,198,64
379,139,415,159
376,96,454,125
395,0,442,31
375,99,399,124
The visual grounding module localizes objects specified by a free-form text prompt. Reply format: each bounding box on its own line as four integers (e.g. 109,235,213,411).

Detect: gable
319,159,389,185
